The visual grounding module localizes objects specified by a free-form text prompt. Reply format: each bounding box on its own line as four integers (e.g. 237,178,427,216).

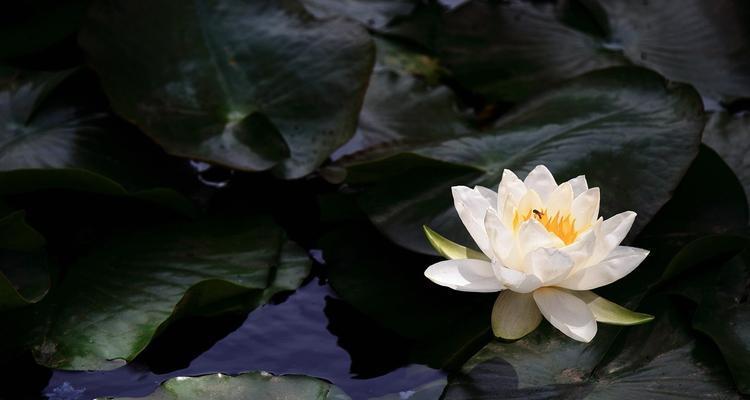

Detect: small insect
532,209,544,219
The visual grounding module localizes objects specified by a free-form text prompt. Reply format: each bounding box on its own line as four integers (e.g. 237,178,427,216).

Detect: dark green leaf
443,297,740,399
590,0,750,100
0,1,90,60
371,378,447,400
354,67,704,254
300,0,417,29
11,216,309,370
435,0,750,102
0,68,194,214
333,38,468,165
436,0,626,102
104,371,350,400
0,211,49,311
703,111,750,210
79,0,375,178
693,250,750,394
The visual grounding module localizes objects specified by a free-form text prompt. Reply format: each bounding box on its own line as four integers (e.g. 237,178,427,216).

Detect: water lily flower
424,165,653,342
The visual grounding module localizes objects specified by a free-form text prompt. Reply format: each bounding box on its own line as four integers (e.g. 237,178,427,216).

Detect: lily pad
693,250,750,394
353,67,704,254
442,297,740,399
10,216,310,370
332,38,468,165
703,111,750,210
436,0,626,102
0,210,49,311
591,0,750,100
104,371,350,400
435,0,750,102
79,0,375,179
0,68,194,214
300,0,417,29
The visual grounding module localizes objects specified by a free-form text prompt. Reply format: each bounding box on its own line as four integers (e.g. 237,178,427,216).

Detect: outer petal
474,185,498,211
497,169,527,206
565,175,588,197
485,210,513,260
525,248,574,286
518,219,564,256
424,259,503,292
533,287,598,342
523,165,558,201
556,246,649,290
545,182,574,217
571,188,600,231
589,211,637,265
494,263,543,293
491,291,542,339
452,186,493,256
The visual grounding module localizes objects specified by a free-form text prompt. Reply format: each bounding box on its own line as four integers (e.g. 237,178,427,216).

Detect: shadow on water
38,274,444,400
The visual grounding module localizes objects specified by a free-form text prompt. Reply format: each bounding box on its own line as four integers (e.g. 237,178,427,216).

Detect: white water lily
424,165,653,342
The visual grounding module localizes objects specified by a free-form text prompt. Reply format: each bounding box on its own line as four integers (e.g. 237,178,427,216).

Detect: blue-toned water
42,275,444,400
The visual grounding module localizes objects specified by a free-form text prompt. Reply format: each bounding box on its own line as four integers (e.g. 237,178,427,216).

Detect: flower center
513,209,578,245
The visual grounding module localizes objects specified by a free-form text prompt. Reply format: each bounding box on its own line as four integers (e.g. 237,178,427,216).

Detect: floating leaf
0,211,48,311
443,297,740,399
300,0,417,29
332,37,467,164
354,68,704,254
0,68,194,214
9,216,309,370
703,111,750,210
104,371,350,400
435,0,750,101
79,0,374,178
591,0,750,100
436,0,625,102
693,250,750,394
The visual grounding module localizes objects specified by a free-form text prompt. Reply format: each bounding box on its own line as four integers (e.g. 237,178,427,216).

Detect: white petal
565,175,589,197
499,193,517,229
424,259,503,292
494,264,543,293
491,291,542,339
533,287,598,342
523,165,558,201
497,169,527,205
524,248,574,285
571,188,600,231
556,246,649,290
589,211,637,265
485,210,513,260
545,182,574,217
559,226,598,272
452,186,493,256
474,185,498,211
518,219,563,256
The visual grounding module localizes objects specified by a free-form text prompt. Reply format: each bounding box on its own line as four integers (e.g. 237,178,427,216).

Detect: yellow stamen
513,208,578,245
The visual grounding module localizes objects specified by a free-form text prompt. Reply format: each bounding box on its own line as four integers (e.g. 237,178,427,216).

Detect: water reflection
44,277,444,399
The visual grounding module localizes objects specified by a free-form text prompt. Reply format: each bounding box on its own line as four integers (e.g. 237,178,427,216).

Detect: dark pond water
35,270,444,400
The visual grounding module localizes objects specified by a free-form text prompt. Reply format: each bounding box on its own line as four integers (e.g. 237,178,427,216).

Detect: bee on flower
424,165,653,342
